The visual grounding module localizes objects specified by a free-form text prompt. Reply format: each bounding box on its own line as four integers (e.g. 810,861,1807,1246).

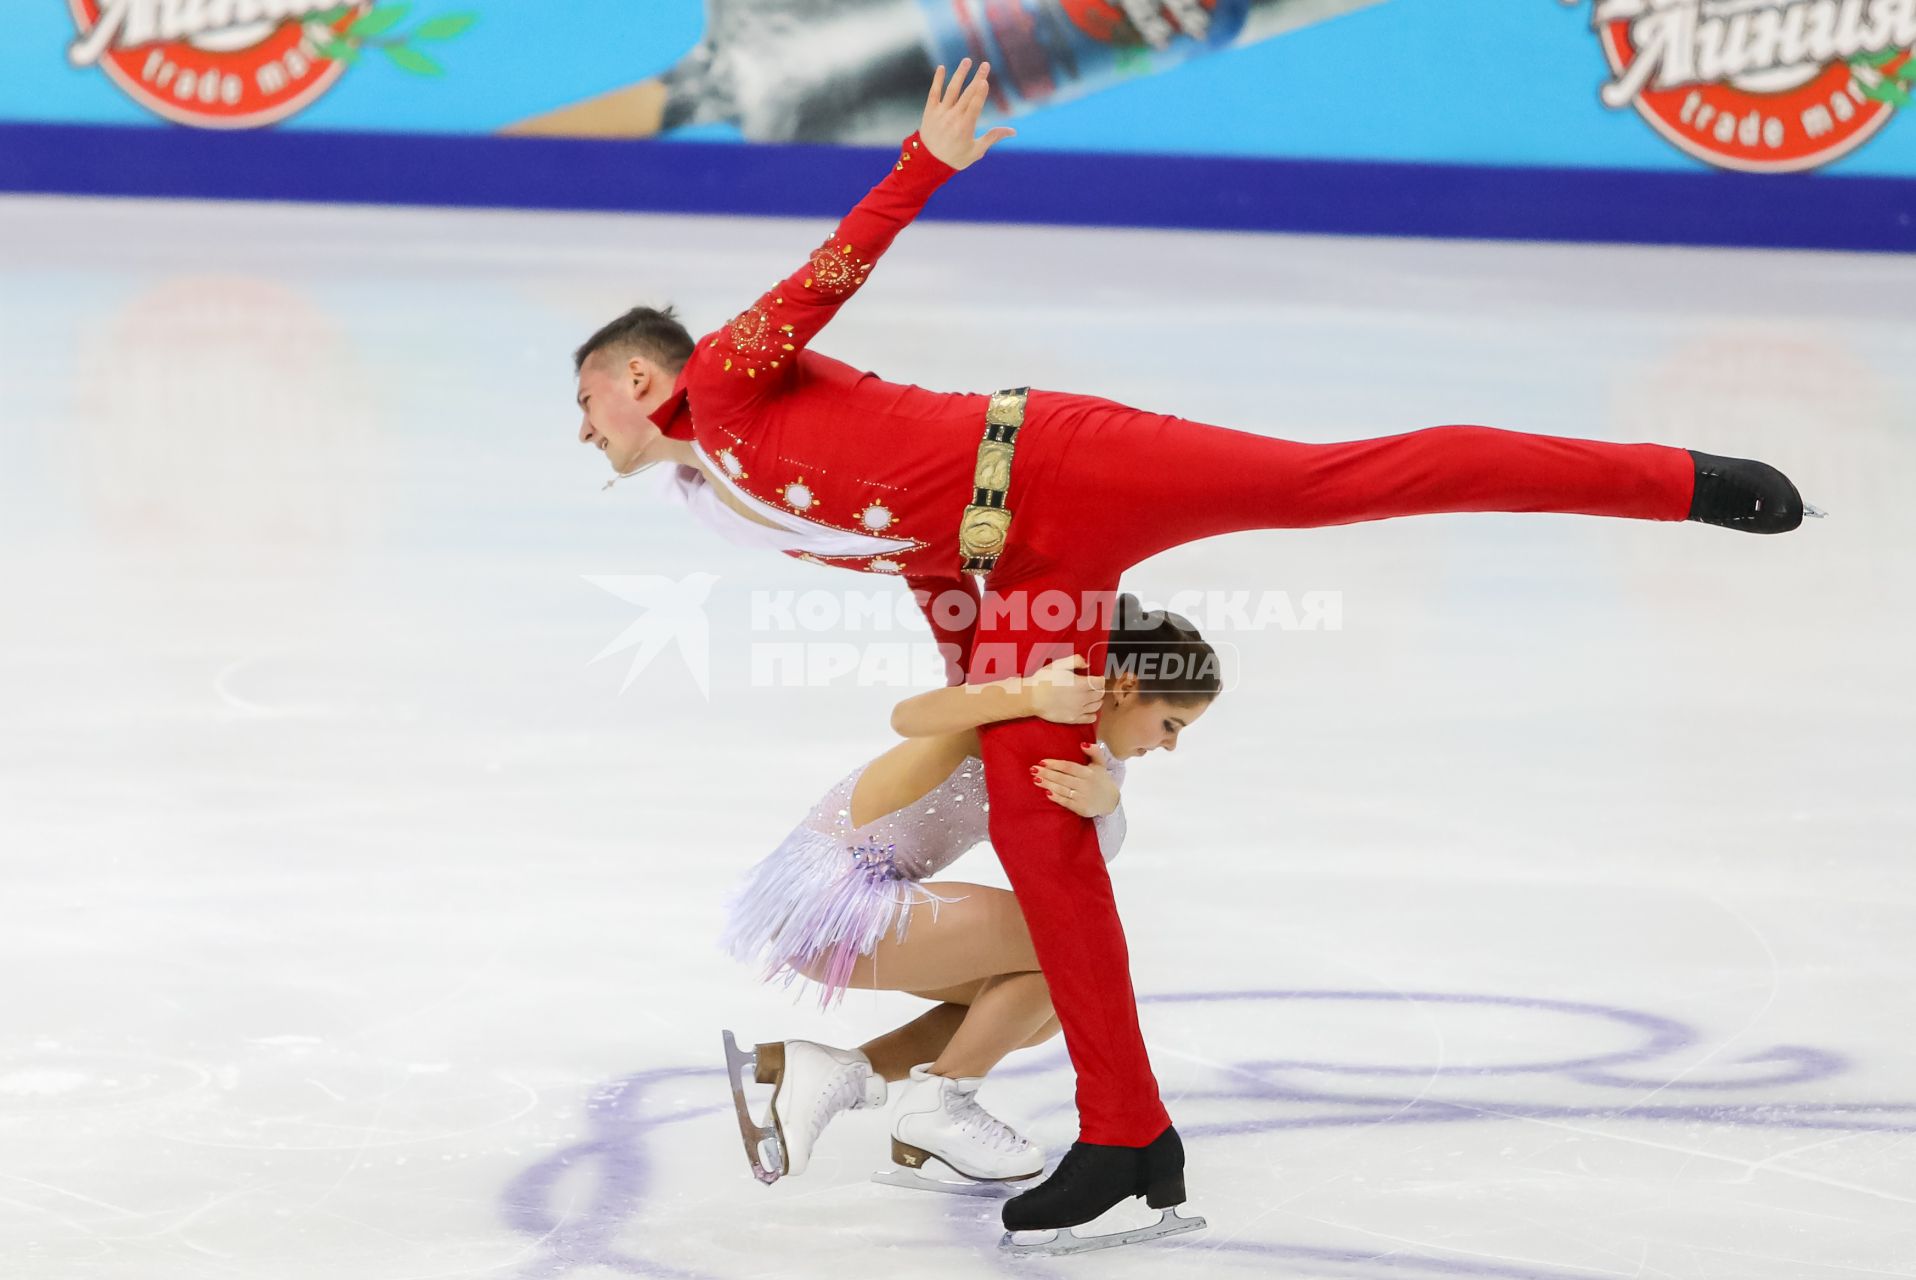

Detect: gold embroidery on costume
805,240,873,297
868,557,903,574
781,479,816,511
774,448,904,495
716,448,745,479
857,501,895,532
725,305,778,372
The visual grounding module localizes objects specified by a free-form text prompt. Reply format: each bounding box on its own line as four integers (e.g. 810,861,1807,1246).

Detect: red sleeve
687,135,956,415
906,572,981,688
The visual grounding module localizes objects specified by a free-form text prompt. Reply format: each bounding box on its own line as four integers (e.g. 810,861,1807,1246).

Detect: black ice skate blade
999,1206,1207,1257
720,1029,784,1185
871,1160,1039,1199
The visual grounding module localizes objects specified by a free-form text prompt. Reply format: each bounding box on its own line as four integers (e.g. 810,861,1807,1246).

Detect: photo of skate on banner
506,0,1388,143
569,60,1823,1256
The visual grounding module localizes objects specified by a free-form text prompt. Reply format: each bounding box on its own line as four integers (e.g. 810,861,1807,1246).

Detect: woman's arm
1032,744,1122,819
889,675,1031,739
889,656,1102,738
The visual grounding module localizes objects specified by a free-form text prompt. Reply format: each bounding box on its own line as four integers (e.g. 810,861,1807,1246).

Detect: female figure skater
720,598,1219,1192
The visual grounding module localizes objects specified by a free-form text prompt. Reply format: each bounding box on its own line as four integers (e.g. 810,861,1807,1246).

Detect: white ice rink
3,191,1915,1279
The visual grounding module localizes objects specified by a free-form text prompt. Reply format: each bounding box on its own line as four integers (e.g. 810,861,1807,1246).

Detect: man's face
576,355,661,475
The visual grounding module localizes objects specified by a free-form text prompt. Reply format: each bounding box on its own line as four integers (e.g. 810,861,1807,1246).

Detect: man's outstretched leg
1007,402,1813,573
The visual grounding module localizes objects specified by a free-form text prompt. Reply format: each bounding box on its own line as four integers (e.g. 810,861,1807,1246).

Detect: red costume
650,135,1695,1147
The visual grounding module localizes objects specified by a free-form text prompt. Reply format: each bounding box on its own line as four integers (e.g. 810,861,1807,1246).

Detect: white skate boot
871,1063,1044,1196
721,1032,886,1182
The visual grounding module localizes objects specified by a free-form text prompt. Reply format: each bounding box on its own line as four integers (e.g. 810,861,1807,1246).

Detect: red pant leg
969,577,1171,1148
1013,399,1696,574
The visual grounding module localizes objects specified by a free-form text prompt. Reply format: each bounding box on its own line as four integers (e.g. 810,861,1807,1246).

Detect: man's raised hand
920,59,1015,171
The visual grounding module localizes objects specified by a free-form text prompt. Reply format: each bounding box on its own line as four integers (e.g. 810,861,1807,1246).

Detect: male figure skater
570,60,1813,1249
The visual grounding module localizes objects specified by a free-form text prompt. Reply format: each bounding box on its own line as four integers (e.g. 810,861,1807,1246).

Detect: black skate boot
998,1126,1205,1256
1686,450,1819,533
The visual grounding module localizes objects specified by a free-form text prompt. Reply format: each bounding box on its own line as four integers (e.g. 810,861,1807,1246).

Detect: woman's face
1097,675,1214,759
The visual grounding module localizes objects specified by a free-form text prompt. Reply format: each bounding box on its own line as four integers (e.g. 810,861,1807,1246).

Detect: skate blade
720,1029,784,1185
1803,502,1827,519
999,1206,1207,1258
871,1161,1038,1199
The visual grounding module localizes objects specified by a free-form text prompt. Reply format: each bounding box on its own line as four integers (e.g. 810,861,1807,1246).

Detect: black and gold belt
958,387,1027,575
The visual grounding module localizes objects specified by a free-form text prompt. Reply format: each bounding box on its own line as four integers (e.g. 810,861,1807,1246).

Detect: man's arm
689,60,1013,417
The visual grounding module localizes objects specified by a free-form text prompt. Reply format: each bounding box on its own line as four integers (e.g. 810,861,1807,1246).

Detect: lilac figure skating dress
723,750,1128,1007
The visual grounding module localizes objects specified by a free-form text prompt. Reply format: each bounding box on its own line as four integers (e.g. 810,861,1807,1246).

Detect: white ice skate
870,1063,1044,1197
720,1031,885,1183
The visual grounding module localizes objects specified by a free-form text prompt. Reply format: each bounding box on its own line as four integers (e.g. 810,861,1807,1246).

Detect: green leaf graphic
316,37,357,63
382,44,445,76
349,3,412,38
1860,78,1912,106
313,5,353,22
413,13,477,40
1855,47,1900,66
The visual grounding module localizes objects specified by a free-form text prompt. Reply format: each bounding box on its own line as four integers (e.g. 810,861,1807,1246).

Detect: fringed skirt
721,824,953,1009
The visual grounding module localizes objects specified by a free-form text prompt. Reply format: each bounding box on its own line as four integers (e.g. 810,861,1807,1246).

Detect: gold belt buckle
985,389,1025,428
961,387,1027,573
959,504,1013,559
973,439,1016,491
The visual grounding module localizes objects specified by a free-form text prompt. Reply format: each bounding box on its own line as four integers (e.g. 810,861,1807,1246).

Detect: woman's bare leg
802,882,1040,992
932,970,1056,1078
860,999,969,1082
861,982,1063,1081
799,884,1058,1081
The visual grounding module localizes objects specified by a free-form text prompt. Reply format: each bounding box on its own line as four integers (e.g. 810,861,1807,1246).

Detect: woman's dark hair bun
1103,593,1222,702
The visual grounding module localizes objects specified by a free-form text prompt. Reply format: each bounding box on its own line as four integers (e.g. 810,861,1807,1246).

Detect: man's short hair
574,305,696,375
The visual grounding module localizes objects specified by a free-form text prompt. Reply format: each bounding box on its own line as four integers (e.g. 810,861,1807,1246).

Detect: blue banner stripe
2,122,1911,252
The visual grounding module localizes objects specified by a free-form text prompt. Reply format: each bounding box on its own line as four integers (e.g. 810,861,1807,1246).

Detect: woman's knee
1027,971,1053,1019
1020,1014,1061,1049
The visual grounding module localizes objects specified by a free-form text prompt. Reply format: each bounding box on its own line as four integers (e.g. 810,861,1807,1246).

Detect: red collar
648,365,695,441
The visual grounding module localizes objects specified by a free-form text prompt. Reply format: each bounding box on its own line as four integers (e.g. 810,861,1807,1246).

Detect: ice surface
1,193,1913,1278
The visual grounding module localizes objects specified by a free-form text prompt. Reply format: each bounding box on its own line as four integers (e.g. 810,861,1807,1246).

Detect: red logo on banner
1586,0,1915,172
66,1,365,129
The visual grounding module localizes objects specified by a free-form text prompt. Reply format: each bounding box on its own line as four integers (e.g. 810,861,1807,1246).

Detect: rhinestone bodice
802,750,1127,882
806,755,992,884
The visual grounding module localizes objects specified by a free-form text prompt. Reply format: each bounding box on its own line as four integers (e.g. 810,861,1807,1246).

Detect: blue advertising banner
3,2,1914,249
